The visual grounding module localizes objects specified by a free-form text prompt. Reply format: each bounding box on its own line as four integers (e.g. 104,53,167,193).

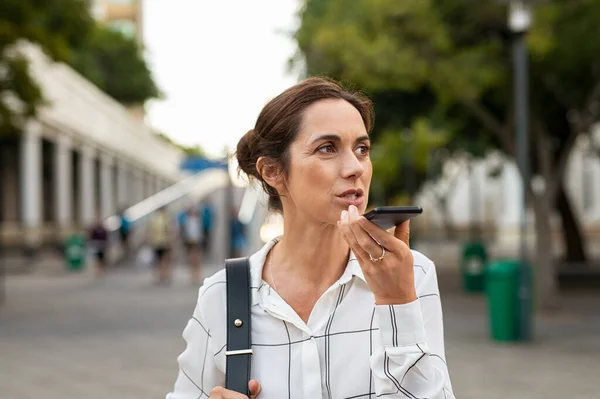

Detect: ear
256,156,284,191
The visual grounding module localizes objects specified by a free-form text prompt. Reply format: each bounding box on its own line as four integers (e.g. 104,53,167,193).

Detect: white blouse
166,239,455,398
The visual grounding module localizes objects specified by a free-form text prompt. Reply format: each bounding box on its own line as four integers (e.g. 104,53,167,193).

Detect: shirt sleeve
370,257,455,398
166,289,224,399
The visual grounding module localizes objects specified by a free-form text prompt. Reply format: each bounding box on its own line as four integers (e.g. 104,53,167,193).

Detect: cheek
363,160,373,182
290,161,335,197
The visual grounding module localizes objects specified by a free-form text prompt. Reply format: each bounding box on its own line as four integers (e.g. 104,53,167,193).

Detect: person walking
166,77,455,398
88,215,109,280
148,207,174,285
118,208,131,265
200,200,214,260
181,206,203,285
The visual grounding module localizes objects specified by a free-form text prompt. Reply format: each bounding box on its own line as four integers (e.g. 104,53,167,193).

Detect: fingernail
349,205,358,219
341,210,348,221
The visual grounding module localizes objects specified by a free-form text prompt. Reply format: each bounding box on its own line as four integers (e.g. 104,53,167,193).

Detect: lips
338,188,364,199
337,188,365,206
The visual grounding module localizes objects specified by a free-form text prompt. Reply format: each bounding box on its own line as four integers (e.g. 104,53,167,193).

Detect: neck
273,217,350,288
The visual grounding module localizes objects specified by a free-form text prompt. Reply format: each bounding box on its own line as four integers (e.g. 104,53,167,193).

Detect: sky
143,0,302,158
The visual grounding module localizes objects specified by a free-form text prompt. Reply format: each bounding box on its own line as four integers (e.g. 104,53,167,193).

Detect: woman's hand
209,380,261,399
338,205,417,305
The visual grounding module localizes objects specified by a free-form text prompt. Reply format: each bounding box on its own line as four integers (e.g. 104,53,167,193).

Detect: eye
317,144,336,154
355,144,370,156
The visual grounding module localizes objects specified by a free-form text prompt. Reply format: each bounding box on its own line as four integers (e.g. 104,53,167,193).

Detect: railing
105,168,231,264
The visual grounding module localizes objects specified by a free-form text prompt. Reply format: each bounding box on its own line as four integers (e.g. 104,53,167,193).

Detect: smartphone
363,206,423,230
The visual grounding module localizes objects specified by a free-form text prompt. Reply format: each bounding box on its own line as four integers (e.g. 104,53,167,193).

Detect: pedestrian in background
118,208,131,265
200,200,214,259
148,206,174,285
181,206,203,285
88,214,109,280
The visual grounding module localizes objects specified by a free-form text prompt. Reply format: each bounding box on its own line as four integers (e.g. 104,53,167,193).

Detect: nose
340,150,364,179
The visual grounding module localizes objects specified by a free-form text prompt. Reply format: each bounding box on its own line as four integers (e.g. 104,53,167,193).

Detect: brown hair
236,77,374,212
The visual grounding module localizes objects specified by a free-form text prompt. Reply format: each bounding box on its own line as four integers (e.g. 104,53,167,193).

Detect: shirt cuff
375,300,427,347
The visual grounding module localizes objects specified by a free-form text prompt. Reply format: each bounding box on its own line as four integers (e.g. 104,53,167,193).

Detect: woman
166,77,455,398
88,214,109,279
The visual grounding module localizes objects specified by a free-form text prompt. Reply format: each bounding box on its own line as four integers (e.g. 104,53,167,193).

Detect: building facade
0,42,183,252
414,131,600,258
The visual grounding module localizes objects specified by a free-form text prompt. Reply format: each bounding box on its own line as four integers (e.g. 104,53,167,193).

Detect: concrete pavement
1,262,599,399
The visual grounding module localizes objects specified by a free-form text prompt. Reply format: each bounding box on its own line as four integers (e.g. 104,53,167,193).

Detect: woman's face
281,99,372,225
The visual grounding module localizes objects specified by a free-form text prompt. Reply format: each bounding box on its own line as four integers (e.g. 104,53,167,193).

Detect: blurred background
0,1,599,398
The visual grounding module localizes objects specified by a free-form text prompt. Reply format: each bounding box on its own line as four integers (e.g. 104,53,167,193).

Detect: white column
79,145,96,225
148,173,156,196
154,175,162,194
143,172,151,199
54,135,72,228
20,121,43,245
117,159,129,209
142,172,149,198
133,168,144,203
100,153,115,218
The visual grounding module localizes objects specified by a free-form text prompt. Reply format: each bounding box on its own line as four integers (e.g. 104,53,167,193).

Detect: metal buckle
225,349,253,356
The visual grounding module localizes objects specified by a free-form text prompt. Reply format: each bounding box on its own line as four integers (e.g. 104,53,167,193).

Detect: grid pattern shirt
166,239,455,398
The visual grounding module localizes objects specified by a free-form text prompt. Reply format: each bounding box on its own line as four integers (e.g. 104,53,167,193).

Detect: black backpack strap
225,257,252,395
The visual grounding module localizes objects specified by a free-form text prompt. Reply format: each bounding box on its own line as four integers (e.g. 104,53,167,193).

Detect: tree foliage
294,0,600,198
294,0,600,306
0,0,93,134
69,26,161,105
0,0,160,135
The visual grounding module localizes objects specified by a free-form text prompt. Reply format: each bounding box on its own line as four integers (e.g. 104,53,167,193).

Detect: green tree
155,131,206,157
294,0,600,309
0,0,93,135
69,25,161,105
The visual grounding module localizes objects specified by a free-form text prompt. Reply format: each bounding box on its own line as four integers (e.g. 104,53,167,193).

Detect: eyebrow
310,134,370,145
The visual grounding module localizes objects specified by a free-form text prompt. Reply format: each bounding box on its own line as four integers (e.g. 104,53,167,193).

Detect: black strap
225,257,252,395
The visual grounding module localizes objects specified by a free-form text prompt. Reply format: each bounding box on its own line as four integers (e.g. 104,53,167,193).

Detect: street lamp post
509,0,533,341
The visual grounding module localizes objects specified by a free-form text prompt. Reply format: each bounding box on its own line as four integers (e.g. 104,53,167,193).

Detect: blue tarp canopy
180,156,228,173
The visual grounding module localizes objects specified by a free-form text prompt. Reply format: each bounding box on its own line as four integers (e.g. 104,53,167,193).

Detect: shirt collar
248,238,366,306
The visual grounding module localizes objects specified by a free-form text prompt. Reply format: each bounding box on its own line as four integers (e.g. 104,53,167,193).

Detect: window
108,19,137,38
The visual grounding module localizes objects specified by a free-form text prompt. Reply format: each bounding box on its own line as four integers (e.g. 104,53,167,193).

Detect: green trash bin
485,260,520,341
461,241,488,292
64,233,87,271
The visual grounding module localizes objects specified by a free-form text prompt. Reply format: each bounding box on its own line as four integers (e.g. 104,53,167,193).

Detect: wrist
375,291,417,305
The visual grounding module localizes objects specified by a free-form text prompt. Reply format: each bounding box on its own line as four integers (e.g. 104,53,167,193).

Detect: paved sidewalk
0,263,598,398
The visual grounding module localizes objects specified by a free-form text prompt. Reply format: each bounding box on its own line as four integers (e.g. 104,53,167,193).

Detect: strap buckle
225,349,253,356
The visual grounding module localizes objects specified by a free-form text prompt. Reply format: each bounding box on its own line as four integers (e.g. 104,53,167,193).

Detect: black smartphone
363,206,423,230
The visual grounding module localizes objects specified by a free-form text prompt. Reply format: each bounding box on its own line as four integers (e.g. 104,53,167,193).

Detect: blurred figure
118,208,131,265
230,210,247,258
200,200,214,259
148,207,174,285
88,215,109,279
181,206,203,285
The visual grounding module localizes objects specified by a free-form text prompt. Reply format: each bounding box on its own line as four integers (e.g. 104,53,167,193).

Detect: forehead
298,99,367,141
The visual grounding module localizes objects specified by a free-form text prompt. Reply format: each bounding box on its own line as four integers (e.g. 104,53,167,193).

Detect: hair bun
236,129,258,179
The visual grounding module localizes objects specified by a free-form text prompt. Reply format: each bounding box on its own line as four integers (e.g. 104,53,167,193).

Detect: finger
208,386,247,399
356,216,406,253
347,206,385,256
394,220,411,247
249,380,261,399
338,210,370,263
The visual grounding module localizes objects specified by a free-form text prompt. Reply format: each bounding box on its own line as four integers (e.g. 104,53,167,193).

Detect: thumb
394,220,411,247
248,380,261,399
